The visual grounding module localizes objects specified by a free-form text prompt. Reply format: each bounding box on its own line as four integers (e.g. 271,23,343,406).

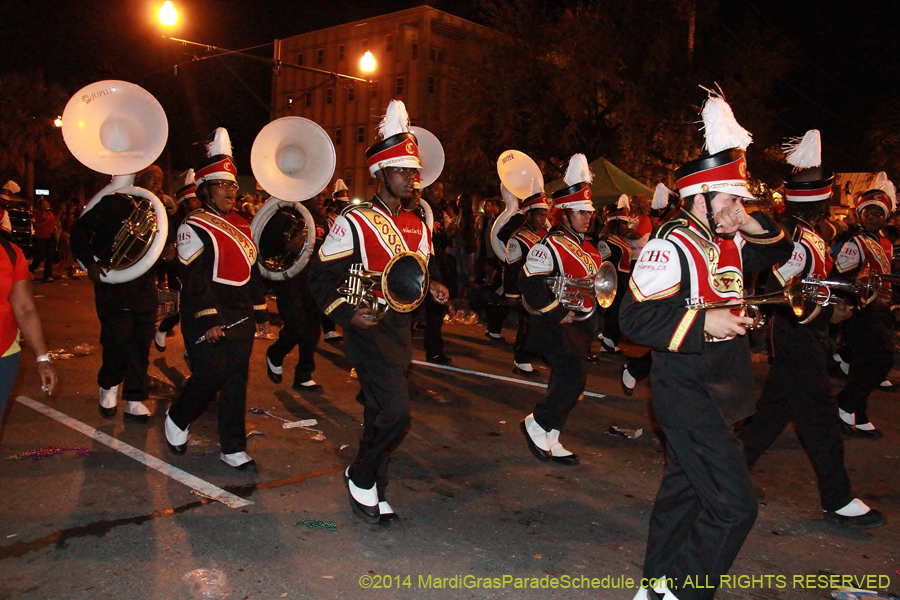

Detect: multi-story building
271,6,495,200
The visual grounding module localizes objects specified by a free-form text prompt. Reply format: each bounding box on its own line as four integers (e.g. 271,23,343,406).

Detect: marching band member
739,130,884,529
308,100,448,526
831,179,896,439
164,128,269,472
502,181,549,376
596,205,633,357
518,154,606,465
321,181,350,342
621,91,792,600
264,194,330,391
71,186,158,423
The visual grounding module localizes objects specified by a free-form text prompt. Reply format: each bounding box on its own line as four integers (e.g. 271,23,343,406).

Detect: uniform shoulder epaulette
339,201,371,216
654,218,687,240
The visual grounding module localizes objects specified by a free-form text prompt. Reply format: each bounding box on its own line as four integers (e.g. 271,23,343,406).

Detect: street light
360,51,376,73
53,116,62,128
158,1,177,27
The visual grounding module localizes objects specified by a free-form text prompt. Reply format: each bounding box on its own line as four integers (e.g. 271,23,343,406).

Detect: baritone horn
523,261,617,321
250,116,336,280
61,80,169,284
685,275,805,328
336,251,429,322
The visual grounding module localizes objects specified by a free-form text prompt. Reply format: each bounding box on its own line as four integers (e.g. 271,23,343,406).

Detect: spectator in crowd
30,198,57,282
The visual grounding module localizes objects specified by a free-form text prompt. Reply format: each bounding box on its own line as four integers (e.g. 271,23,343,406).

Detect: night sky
2,0,898,188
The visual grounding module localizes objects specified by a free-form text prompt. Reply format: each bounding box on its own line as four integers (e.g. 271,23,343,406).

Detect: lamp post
157,2,373,83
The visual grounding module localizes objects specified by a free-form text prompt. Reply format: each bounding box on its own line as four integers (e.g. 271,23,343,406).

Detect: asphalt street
1,276,898,600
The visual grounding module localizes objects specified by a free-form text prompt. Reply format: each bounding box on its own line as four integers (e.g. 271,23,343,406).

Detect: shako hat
782,130,834,203
521,177,549,212
195,127,237,185
551,154,595,211
332,179,349,200
675,88,754,200
857,172,897,218
175,169,197,205
365,100,421,176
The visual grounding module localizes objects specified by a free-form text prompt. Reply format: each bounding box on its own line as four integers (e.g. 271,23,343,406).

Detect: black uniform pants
485,301,509,336
268,281,320,384
533,345,587,432
423,294,447,357
643,424,757,600
321,315,336,335
601,276,629,345
740,317,853,511
513,305,535,364
837,303,894,425
349,360,411,498
168,335,254,455
97,305,155,402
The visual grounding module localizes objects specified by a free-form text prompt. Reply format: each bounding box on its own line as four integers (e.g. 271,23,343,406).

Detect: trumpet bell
382,251,429,312
409,126,445,189
251,117,335,201
61,81,168,176
497,150,543,200
595,261,618,309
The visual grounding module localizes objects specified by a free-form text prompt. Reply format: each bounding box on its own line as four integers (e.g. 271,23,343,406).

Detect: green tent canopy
544,157,653,210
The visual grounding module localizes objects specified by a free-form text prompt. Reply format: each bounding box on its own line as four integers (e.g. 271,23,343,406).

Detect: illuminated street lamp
158,1,178,27
360,51,376,73
53,116,63,128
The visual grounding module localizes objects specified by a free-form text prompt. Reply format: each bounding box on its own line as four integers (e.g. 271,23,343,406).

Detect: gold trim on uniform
538,298,560,313
253,303,267,311
324,298,347,316
629,278,680,302
195,308,218,318
668,309,699,351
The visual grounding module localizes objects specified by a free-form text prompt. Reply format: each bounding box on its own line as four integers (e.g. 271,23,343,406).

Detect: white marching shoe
546,428,578,465
99,385,119,418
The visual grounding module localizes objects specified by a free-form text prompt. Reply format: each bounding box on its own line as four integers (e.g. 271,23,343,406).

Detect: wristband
36,353,52,363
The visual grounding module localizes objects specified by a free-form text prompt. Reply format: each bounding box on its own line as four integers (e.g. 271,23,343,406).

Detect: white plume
377,100,410,140
563,153,593,187
783,130,821,170
873,172,897,211
652,183,674,210
2,180,20,194
530,177,543,197
206,127,233,157
182,169,195,186
617,194,630,210
700,88,753,154
334,179,348,192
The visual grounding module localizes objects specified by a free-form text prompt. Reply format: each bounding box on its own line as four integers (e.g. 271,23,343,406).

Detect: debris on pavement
182,568,232,599
293,518,337,531
5,446,94,461
832,587,900,599
604,426,643,439
248,408,324,435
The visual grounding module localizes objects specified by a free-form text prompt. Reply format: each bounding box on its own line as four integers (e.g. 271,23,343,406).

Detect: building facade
271,6,494,200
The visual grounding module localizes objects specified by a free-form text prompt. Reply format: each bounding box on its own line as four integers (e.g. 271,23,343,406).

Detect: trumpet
336,251,429,322
523,262,617,321
684,275,805,329
801,275,867,308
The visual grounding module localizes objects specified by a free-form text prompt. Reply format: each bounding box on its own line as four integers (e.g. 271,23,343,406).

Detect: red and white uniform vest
523,226,605,313
177,210,258,285
630,216,748,345
835,230,893,304
603,234,632,273
773,220,832,324
318,199,432,305
506,225,545,263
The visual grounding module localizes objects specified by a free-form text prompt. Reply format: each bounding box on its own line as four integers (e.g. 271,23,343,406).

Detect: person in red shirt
0,237,57,420
29,198,57,282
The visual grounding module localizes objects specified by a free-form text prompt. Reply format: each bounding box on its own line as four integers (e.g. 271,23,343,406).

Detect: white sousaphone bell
249,117,336,281
409,126,444,233
62,80,170,284
491,149,544,262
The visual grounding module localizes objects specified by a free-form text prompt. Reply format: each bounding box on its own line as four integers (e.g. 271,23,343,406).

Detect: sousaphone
62,80,169,284
410,126,444,233
492,150,544,262
249,117,335,280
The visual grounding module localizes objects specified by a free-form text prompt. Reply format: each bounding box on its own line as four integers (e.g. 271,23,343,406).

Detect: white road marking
410,361,607,399
15,396,252,508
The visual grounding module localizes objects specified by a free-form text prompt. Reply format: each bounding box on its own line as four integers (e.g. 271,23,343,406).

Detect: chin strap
380,169,400,199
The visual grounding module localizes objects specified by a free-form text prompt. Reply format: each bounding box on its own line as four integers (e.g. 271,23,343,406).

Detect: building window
338,44,345,60
317,48,324,65
344,172,353,190
427,76,436,94
430,46,444,63
304,92,311,107
395,77,405,95
325,87,333,104
335,128,342,145
347,85,355,102
370,82,379,99
411,42,418,60
385,34,394,52
357,127,365,144
297,53,304,65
